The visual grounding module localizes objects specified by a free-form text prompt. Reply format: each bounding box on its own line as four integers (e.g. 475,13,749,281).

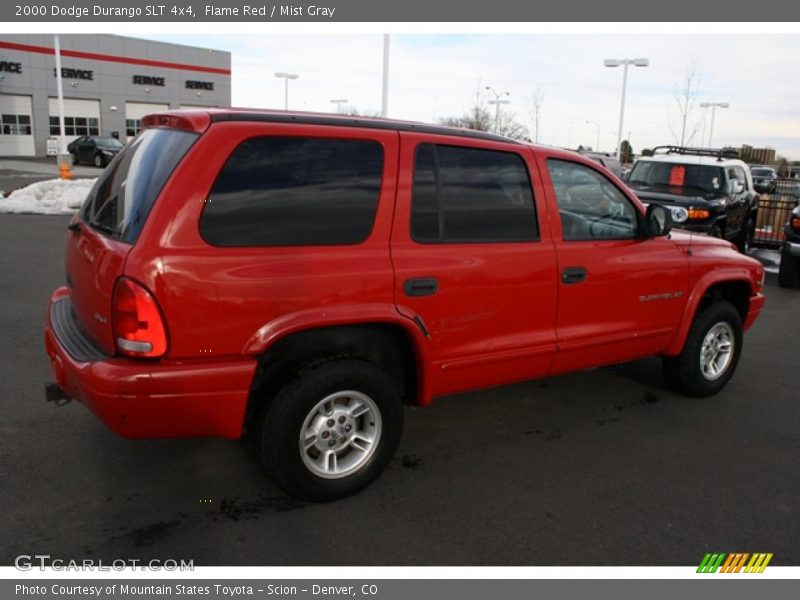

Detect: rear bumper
45,287,257,439
743,293,766,332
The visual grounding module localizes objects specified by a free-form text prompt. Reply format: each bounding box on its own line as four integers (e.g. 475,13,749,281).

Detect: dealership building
0,34,231,157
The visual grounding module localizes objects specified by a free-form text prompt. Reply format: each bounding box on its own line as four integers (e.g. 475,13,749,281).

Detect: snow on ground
0,178,96,216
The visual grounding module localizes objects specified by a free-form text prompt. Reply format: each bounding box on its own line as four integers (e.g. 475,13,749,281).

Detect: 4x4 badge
639,291,684,302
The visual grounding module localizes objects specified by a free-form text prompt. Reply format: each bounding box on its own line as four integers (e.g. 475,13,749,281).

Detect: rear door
65,127,198,354
391,134,559,397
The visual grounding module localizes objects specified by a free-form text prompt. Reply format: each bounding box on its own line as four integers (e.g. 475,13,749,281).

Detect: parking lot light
699,102,730,147
275,72,299,111
605,57,649,161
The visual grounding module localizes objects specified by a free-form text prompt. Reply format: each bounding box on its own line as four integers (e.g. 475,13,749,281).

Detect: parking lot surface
1,213,798,566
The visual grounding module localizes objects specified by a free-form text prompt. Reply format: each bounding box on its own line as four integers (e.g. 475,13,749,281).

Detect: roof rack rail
650,145,739,161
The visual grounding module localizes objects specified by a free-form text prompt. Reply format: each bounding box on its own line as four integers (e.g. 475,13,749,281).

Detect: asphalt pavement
1,213,798,566
0,158,99,196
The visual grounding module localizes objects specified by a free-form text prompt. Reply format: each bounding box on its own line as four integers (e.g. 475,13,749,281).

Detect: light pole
585,120,600,152
699,102,729,148
381,34,390,117
330,99,348,114
485,85,510,134
604,57,649,161
274,72,299,110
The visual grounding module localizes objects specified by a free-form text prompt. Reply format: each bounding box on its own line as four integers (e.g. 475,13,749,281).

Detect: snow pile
0,178,97,215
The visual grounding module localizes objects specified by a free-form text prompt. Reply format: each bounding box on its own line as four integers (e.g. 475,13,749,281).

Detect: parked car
778,202,800,288
626,146,759,253
750,166,778,194
67,135,124,168
45,111,765,501
579,150,624,178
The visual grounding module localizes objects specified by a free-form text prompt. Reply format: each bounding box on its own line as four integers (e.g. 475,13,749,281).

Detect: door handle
561,266,587,285
404,277,438,297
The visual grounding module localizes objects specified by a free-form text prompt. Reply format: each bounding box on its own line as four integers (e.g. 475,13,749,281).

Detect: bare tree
668,59,704,147
528,86,546,143
439,84,530,141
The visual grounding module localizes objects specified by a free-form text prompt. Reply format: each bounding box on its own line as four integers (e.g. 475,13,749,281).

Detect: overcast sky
145,33,800,160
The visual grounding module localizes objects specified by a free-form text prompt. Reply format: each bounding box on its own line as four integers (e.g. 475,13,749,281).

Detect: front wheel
93,153,105,168
778,245,800,288
259,359,404,502
663,300,743,397
736,216,755,254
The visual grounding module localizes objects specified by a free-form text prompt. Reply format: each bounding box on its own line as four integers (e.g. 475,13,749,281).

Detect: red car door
391,133,559,398
536,152,690,374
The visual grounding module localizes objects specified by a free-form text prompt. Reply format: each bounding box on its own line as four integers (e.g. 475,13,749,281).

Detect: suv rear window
200,137,384,247
80,128,198,243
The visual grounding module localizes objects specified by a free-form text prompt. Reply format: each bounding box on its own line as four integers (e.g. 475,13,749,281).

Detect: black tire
778,245,800,288
663,300,743,397
736,216,755,254
70,151,78,165
258,359,403,502
707,223,724,239
93,153,105,168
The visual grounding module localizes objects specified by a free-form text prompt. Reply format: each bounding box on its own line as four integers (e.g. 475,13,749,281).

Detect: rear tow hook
45,383,73,407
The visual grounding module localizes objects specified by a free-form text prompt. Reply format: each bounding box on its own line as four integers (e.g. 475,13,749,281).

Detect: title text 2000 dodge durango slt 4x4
45,110,765,501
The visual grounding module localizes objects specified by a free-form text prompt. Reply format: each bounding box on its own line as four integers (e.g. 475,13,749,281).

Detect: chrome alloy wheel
700,322,735,381
299,390,382,479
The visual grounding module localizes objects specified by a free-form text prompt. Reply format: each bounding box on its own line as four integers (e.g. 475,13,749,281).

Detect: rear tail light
112,277,168,358
791,217,800,230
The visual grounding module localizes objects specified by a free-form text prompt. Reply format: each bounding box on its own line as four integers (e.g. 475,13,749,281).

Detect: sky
145,33,800,160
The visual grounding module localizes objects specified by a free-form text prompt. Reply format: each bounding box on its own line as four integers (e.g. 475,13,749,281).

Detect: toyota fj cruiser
45,111,765,501
626,146,759,253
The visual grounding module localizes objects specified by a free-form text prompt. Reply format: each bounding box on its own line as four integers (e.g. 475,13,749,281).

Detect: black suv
625,146,759,253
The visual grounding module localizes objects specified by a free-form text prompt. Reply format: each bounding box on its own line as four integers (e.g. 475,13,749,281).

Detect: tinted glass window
200,137,384,247
411,144,538,243
628,160,725,198
548,160,638,241
80,128,198,243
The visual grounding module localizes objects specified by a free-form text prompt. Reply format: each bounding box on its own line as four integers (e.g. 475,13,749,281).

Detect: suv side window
733,166,749,190
200,137,384,247
411,143,538,243
547,159,639,241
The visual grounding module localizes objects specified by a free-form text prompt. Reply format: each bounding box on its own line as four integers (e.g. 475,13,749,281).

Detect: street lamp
585,120,600,151
604,57,649,161
274,72,299,111
699,102,730,148
485,85,510,134
330,99,349,114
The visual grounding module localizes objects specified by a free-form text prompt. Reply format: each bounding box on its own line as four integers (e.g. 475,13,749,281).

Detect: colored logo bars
697,553,773,573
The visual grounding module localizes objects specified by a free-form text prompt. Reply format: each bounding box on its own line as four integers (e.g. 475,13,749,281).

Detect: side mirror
620,171,630,182
644,204,672,237
730,179,745,194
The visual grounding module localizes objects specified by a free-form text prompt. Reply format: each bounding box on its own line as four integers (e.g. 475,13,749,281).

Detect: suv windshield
80,128,198,243
628,161,726,198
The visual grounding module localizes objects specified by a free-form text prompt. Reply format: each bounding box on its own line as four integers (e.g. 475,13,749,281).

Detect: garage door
125,102,169,142
0,94,35,157
48,98,101,146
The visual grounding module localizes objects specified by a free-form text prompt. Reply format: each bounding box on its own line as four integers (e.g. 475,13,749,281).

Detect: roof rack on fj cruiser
649,145,740,161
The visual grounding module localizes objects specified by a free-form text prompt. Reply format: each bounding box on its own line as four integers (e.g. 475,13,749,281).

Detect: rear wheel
258,359,403,502
663,300,742,397
778,245,800,288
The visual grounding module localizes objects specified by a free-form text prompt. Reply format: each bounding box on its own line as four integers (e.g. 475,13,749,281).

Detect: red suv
45,110,765,501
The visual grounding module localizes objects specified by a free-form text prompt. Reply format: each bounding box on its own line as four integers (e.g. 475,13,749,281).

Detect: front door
538,155,690,374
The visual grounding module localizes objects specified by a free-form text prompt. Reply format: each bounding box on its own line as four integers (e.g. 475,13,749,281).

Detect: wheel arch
664,273,752,357
241,308,431,439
